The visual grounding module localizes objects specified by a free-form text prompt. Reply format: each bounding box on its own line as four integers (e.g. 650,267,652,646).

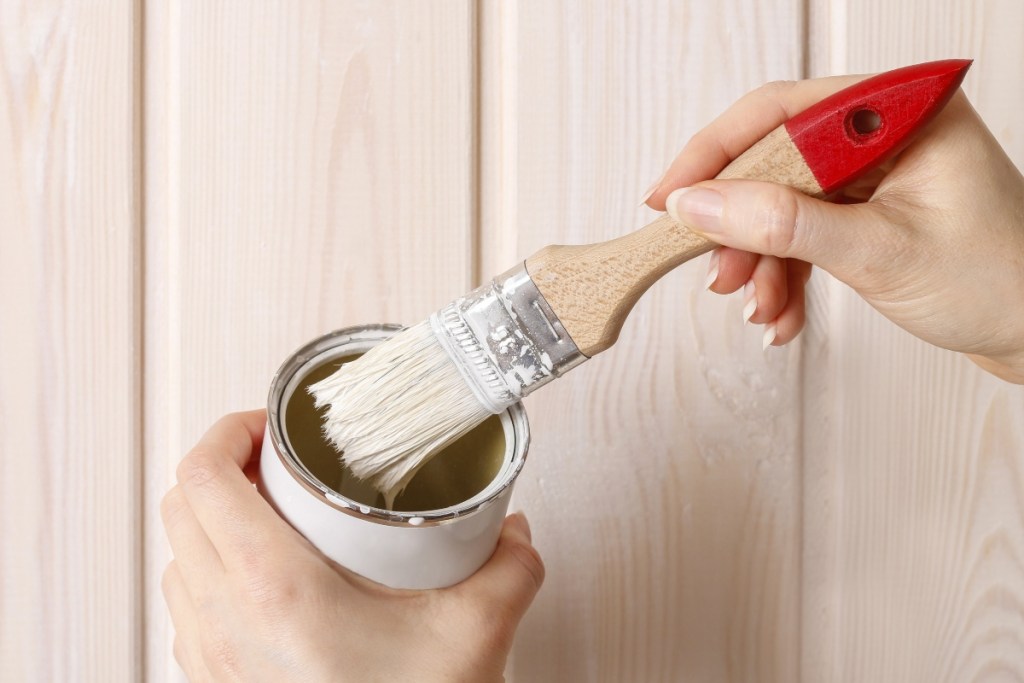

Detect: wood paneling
486,2,807,680
0,1,141,680
802,1,1024,680
141,1,478,679
4,1,1023,680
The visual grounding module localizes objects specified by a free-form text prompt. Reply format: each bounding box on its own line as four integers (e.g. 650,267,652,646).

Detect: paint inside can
284,352,507,512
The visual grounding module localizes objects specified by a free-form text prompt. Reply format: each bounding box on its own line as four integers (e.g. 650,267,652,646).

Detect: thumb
459,512,545,622
665,180,900,285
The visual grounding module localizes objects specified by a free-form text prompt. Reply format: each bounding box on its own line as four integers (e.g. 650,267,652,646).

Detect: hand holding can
160,410,544,681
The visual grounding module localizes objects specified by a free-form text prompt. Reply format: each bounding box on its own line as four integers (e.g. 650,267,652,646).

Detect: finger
665,180,900,288
162,562,199,640
707,247,759,294
163,562,211,681
647,74,869,208
746,256,789,325
161,484,225,591
186,409,267,470
767,261,812,347
177,411,294,574
457,513,544,623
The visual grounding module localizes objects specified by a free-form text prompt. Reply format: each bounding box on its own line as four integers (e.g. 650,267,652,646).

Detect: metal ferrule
430,264,587,414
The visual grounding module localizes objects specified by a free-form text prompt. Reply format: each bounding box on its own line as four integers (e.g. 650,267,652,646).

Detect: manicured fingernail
666,187,724,235
703,249,721,290
639,173,665,206
742,280,757,324
509,511,532,540
762,322,777,351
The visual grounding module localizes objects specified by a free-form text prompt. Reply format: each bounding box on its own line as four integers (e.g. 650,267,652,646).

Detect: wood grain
4,2,1023,681
526,213,715,356
802,1,1024,681
142,1,477,679
486,1,807,680
0,1,141,680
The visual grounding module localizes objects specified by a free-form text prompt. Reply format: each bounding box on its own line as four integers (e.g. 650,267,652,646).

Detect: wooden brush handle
525,59,971,357
526,127,819,356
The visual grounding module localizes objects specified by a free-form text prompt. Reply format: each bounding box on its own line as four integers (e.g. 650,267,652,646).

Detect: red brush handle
785,59,972,194
526,59,973,356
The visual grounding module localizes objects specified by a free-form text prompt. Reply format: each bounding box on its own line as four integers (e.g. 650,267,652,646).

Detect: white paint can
258,324,530,589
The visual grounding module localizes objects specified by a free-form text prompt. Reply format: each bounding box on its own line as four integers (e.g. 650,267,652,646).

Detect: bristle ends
308,321,492,500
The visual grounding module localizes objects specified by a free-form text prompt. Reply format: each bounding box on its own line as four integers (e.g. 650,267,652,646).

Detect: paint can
257,324,530,589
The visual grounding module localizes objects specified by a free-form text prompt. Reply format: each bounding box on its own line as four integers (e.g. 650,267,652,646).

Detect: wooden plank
484,2,807,680
0,1,142,680
142,1,477,679
802,1,1024,680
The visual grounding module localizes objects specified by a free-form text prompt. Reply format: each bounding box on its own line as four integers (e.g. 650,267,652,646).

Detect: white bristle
308,320,491,501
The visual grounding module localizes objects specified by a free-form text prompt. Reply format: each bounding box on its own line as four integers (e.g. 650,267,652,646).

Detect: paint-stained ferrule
430,263,587,415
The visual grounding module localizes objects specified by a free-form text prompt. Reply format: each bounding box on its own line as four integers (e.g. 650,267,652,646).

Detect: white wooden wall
1,2,141,680
2,1,1022,681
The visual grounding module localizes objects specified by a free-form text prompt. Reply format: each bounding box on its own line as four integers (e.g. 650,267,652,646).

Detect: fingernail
742,280,757,324
509,511,532,540
762,322,777,351
666,187,724,235
703,249,720,290
639,173,665,206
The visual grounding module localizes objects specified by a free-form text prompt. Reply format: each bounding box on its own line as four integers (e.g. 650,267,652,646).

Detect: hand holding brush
649,73,1024,379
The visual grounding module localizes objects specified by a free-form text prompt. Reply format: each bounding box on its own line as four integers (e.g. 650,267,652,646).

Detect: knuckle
751,186,801,256
218,412,248,429
731,79,796,115
197,614,241,678
754,79,798,101
202,637,239,678
177,447,224,489
744,81,799,122
160,486,188,528
239,563,298,614
160,564,175,597
687,127,715,151
508,540,546,591
172,636,186,666
213,412,253,442
231,535,276,584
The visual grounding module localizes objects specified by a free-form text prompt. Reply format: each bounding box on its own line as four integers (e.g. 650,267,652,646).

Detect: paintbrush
310,59,971,499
